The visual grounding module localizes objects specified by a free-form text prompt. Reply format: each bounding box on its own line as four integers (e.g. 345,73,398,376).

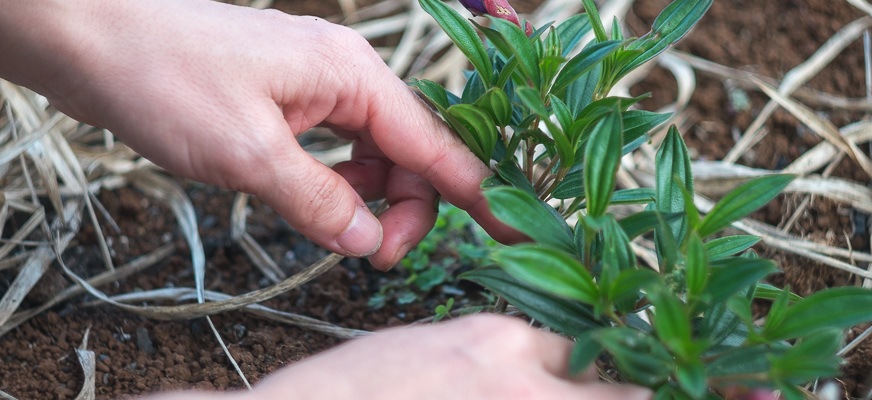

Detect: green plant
413,0,872,398
368,204,493,309
434,297,456,322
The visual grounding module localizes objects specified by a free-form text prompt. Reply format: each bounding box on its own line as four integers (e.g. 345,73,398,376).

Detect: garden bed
1,0,870,398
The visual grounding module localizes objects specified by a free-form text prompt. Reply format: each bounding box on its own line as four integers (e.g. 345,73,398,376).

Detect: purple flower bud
458,0,533,35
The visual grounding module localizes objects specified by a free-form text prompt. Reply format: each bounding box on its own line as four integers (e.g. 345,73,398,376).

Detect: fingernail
337,207,382,257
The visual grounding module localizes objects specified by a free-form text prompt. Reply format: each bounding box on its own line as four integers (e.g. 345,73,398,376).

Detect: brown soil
2,0,871,399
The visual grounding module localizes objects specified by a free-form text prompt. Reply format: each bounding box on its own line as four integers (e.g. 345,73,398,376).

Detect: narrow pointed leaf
419,0,493,84
704,235,761,260
685,233,708,298
461,266,606,335
698,175,795,238
619,211,683,240
763,287,872,340
556,14,592,56
408,78,451,110
676,360,707,399
493,244,599,304
475,87,512,126
488,17,540,86
584,108,623,216
581,0,608,42
618,0,713,77
551,40,622,94
493,160,537,194
648,287,692,355
484,186,575,253
707,258,779,306
446,104,498,162
655,125,693,244
570,331,603,375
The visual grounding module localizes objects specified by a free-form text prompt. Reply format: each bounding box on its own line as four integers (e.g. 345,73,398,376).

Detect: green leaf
493,160,537,194
488,17,541,86
602,217,636,273
484,186,575,253
556,14,592,56
655,125,693,245
698,301,748,356
550,96,573,132
654,207,680,274
596,328,673,386
622,110,671,149
569,331,602,375
551,40,622,94
461,69,487,104
564,63,602,118
516,86,548,117
676,360,707,399
474,87,512,127
707,258,779,306
763,285,791,335
461,266,606,335
753,283,803,302
618,0,713,78
705,343,773,378
619,211,683,240
408,78,451,110
704,235,761,260
610,188,655,205
493,244,599,304
770,328,842,382
610,268,659,314
648,286,692,356
763,287,872,340
418,0,493,84
446,104,498,162
584,107,623,217
551,161,584,199
698,175,795,238
685,233,708,299
581,0,608,43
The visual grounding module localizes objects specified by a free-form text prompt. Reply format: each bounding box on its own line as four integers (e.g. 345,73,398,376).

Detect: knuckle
296,176,347,228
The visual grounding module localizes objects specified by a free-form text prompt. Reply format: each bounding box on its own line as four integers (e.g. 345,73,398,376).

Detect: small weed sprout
368,205,493,309
413,0,872,398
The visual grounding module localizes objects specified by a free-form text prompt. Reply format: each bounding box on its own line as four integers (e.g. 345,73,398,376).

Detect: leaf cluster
415,0,872,398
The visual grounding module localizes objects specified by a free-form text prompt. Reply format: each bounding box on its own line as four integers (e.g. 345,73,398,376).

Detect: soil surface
1,0,871,399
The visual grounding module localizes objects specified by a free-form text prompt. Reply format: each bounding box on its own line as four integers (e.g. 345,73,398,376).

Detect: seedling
414,0,872,398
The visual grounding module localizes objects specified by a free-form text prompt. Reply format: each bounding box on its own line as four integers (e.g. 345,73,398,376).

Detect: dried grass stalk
753,78,872,179
0,243,175,337
724,16,872,163
0,201,81,327
74,327,96,400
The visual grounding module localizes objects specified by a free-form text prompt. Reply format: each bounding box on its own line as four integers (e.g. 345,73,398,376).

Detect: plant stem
534,156,559,192
493,296,508,313
524,138,534,182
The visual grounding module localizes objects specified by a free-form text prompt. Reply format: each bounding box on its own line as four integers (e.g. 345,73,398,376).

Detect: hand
0,0,519,269
156,315,653,400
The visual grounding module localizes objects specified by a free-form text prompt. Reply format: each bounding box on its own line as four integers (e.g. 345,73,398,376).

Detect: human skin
153,315,652,400
0,0,523,270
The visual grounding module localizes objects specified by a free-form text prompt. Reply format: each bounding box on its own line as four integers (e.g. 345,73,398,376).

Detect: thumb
256,130,383,257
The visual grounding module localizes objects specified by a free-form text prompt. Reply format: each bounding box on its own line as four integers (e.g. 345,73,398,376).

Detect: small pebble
135,327,155,354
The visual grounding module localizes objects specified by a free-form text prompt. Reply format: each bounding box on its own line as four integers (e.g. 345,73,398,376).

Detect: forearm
0,1,101,96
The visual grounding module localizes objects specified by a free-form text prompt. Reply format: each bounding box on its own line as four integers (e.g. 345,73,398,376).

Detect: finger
316,42,524,243
332,158,390,201
256,116,383,257
367,166,439,270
